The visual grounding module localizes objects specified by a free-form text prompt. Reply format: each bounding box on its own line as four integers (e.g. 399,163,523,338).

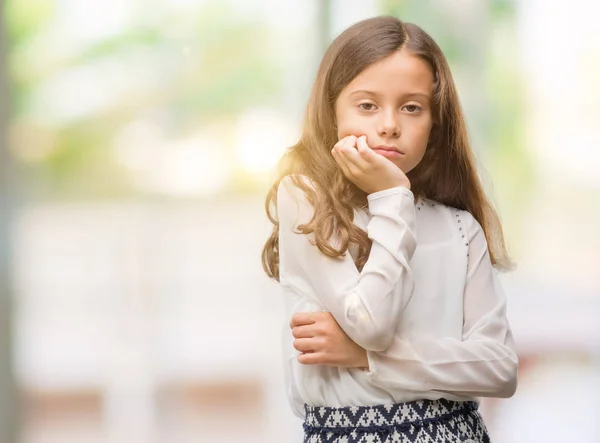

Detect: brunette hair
262,16,512,280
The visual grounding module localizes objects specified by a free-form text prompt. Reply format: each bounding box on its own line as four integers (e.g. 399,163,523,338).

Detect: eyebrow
348,90,431,100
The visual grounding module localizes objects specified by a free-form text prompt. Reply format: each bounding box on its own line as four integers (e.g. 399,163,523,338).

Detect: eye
403,104,421,113
357,102,377,112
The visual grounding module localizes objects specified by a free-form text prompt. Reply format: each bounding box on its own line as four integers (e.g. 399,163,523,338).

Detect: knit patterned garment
303,399,491,443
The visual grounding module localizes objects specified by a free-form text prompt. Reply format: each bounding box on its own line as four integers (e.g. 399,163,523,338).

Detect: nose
378,110,400,138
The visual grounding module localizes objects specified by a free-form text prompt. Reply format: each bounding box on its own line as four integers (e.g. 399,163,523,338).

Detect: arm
278,175,417,351
364,213,518,398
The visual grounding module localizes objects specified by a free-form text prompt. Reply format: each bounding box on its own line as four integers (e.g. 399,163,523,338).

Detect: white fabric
277,175,518,419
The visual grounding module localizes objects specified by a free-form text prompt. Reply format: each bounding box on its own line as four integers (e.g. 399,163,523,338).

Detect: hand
331,135,410,194
290,311,369,368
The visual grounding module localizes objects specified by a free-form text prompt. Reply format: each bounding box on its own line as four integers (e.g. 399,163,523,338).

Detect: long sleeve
277,175,417,351
365,212,519,398
281,321,306,419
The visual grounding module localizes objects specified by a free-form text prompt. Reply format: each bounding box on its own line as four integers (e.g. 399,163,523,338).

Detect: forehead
344,49,434,97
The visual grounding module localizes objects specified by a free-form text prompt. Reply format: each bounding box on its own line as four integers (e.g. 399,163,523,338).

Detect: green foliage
7,1,282,199
5,0,55,44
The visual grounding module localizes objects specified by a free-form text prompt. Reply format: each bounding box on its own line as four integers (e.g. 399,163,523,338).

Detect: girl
262,16,517,443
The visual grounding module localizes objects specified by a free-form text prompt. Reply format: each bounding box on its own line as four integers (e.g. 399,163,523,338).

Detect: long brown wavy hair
262,16,512,281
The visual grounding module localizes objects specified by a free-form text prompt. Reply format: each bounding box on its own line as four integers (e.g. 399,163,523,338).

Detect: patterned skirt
303,399,491,443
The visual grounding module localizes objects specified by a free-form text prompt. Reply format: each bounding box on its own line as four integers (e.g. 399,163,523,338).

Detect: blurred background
0,0,599,442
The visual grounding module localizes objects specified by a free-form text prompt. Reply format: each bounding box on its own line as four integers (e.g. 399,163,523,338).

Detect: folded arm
278,175,417,351
364,214,518,398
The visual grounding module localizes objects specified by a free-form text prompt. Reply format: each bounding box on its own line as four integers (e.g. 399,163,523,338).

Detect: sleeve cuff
367,186,414,202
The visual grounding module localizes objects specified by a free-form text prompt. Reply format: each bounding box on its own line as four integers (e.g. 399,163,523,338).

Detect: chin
392,161,407,171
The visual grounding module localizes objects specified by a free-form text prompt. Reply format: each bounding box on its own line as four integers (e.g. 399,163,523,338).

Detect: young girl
262,16,518,443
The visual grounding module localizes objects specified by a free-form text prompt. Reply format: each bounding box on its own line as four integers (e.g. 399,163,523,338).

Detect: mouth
372,145,405,156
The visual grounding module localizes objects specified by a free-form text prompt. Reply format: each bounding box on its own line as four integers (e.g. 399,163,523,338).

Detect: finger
291,325,316,339
315,311,338,328
291,312,333,338
290,312,316,329
339,142,364,170
332,144,352,177
333,135,354,150
293,338,318,353
331,136,354,159
314,311,334,321
355,135,367,153
356,135,375,162
341,135,358,150
298,351,330,365
332,136,355,160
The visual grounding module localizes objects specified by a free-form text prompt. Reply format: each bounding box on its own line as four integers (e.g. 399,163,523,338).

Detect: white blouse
277,175,518,418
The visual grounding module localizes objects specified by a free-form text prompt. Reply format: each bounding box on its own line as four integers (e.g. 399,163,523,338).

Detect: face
334,48,434,173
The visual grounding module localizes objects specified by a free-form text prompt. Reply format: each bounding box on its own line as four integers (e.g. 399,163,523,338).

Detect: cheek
401,121,432,172
407,119,433,150
337,124,364,140
336,109,371,140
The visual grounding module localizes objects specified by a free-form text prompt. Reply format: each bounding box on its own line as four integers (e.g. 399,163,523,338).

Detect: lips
372,145,404,155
